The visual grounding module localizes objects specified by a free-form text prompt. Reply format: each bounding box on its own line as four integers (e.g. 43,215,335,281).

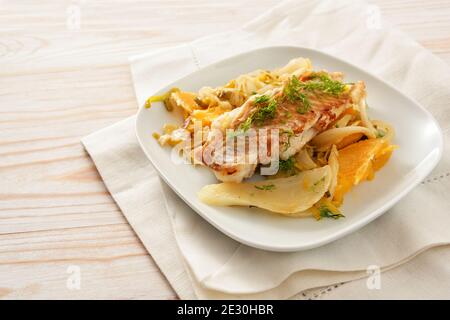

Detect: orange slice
333,138,395,205
191,107,225,127
169,91,199,113
335,132,364,149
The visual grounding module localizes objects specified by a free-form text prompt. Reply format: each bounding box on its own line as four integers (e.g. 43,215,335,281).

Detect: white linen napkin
82,0,450,299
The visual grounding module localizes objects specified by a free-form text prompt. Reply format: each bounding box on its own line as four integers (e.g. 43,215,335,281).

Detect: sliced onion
335,114,353,128
358,100,377,135
327,145,339,199
372,120,395,142
294,148,318,171
310,126,376,148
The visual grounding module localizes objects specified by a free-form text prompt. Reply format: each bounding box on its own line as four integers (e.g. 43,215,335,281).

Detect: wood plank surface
0,0,449,299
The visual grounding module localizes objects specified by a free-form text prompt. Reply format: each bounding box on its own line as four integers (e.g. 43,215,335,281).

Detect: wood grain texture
0,0,449,299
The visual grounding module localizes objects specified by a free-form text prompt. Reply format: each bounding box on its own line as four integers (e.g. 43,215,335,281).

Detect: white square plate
136,46,443,252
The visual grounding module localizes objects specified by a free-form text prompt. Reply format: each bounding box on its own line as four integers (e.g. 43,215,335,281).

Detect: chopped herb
281,129,294,150
296,94,311,114
319,205,345,219
310,176,326,193
254,94,270,104
253,99,278,124
307,73,346,95
240,116,253,132
237,95,278,132
284,74,346,115
281,129,294,138
376,129,386,138
284,76,311,114
285,77,305,101
255,184,276,191
279,157,295,173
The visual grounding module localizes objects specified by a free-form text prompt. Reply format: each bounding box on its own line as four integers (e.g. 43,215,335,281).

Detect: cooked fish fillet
196,72,366,182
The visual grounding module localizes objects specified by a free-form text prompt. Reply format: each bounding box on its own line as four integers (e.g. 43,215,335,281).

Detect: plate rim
135,45,444,252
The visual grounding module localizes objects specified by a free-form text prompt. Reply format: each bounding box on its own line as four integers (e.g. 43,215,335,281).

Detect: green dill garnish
284,76,311,114
254,95,271,104
318,205,345,220
240,116,253,132
284,74,346,115
310,176,326,193
254,184,276,191
236,95,278,132
285,77,307,101
253,99,277,124
227,117,252,137
281,129,294,150
296,94,311,114
304,73,346,95
283,129,294,137
279,157,295,173
376,129,386,138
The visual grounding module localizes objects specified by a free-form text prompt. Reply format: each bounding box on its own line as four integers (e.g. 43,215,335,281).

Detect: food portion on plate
145,57,396,220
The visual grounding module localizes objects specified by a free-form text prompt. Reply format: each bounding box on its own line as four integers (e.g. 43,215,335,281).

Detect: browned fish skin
199,72,365,182
233,74,351,134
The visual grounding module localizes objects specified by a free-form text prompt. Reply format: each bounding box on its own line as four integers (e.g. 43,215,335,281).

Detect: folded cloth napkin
82,0,450,299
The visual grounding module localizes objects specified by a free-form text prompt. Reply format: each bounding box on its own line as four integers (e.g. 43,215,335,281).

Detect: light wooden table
0,0,449,299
